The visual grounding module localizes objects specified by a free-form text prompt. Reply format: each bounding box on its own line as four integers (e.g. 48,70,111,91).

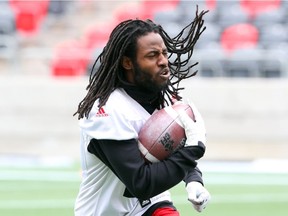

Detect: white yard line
0,199,75,209
0,170,81,181
204,173,288,185
1,192,288,209
0,169,288,186
199,159,288,174
1,160,288,182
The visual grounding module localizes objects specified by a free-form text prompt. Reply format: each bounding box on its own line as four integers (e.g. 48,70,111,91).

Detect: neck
124,84,160,104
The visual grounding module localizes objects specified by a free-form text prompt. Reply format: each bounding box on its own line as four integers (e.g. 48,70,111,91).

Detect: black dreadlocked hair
74,7,208,119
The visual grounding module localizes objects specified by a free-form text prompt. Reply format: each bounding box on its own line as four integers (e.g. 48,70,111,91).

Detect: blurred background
0,0,288,215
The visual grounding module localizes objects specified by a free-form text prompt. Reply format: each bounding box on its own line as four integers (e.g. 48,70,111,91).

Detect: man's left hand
186,181,211,212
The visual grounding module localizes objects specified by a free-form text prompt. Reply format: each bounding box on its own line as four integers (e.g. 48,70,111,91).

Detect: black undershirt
123,84,160,114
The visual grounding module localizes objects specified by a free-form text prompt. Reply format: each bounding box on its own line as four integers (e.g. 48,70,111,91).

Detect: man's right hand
177,102,206,148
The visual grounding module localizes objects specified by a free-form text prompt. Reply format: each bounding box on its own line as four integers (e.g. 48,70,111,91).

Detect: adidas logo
96,107,108,117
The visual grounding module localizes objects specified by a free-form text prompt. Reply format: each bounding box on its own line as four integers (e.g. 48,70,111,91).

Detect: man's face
131,32,170,92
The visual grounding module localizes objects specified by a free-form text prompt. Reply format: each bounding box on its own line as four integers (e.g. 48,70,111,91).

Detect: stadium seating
113,3,153,22
196,49,226,77
217,4,250,28
0,4,16,35
48,0,68,15
86,47,104,76
159,21,184,38
176,0,210,26
33,0,288,77
220,23,259,54
9,0,50,36
82,23,114,51
1,0,288,78
260,60,283,77
205,0,216,10
153,9,181,24
240,0,281,18
196,22,222,49
51,40,89,76
222,48,261,77
0,35,18,61
252,6,287,28
141,0,180,15
259,24,288,49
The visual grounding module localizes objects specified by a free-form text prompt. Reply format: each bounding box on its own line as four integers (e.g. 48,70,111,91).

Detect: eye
162,51,168,58
147,51,159,58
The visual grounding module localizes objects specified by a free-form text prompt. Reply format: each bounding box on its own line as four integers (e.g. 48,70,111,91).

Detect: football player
74,7,210,216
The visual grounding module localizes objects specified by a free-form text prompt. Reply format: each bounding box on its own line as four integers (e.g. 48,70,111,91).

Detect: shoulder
80,88,150,140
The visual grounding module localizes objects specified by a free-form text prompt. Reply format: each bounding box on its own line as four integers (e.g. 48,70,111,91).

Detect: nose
158,53,168,67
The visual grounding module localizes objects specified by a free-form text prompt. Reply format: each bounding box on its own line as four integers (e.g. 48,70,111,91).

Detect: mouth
159,68,170,79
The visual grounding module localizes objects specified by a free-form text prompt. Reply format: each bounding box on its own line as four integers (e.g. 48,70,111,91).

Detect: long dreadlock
74,6,207,119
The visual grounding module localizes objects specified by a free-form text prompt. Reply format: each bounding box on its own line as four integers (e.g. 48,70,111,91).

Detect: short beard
133,62,168,93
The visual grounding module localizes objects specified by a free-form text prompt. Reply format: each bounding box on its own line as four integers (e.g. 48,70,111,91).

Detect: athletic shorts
142,201,180,216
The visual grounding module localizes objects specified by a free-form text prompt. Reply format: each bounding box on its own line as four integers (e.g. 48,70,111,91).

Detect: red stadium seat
15,9,39,35
9,0,49,35
206,0,216,10
240,0,281,18
51,40,89,76
141,0,180,16
220,23,259,54
82,23,115,51
114,3,154,22
9,0,49,20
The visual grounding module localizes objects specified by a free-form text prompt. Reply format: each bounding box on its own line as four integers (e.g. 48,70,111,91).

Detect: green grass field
1,163,288,216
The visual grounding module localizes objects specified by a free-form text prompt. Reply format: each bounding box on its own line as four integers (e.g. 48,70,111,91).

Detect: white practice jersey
74,88,172,216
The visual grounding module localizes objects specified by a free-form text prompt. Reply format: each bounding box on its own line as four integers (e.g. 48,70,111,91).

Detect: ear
122,56,133,70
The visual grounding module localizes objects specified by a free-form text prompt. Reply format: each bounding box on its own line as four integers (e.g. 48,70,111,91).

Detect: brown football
138,103,195,163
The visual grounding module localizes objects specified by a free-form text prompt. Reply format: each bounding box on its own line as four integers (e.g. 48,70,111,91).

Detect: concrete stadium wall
0,76,287,161
181,78,288,160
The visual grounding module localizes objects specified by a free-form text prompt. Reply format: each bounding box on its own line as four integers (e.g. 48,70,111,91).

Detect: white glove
178,102,206,147
186,181,211,212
